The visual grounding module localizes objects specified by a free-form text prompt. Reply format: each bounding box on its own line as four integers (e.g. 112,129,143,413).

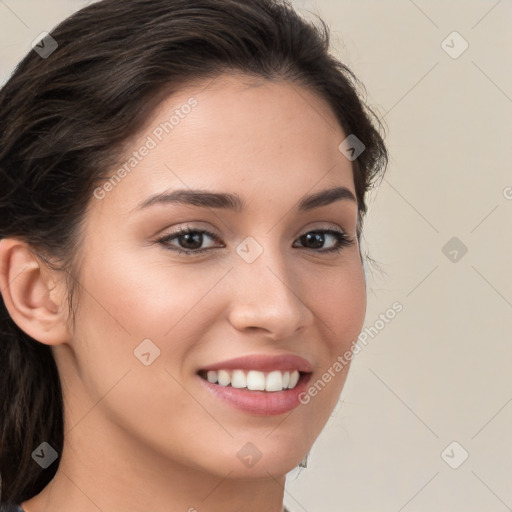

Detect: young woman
0,0,388,510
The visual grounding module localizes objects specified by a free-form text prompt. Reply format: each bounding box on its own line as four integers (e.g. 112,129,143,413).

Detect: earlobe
0,238,70,346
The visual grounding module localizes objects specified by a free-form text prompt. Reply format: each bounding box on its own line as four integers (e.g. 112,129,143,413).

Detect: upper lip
199,354,313,373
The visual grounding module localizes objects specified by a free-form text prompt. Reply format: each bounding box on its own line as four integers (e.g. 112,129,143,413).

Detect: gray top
2,504,291,512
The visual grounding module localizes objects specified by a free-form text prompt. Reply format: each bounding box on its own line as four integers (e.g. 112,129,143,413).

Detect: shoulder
0,504,24,512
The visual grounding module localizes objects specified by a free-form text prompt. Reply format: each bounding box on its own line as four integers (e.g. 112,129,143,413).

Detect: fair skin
0,73,366,512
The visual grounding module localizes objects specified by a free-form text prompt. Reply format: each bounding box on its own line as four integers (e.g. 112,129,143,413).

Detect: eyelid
161,225,222,244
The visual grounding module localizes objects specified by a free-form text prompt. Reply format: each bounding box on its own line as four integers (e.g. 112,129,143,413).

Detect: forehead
94,72,354,215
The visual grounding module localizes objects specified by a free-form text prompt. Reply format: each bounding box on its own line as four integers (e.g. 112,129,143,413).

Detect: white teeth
289,370,300,389
202,369,302,392
231,369,247,388
247,370,266,391
265,370,283,392
218,369,230,387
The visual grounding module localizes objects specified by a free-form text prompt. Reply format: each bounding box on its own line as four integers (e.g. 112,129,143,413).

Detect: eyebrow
135,186,357,212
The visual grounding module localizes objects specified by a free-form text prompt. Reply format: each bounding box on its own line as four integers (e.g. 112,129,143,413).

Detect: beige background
1,1,511,511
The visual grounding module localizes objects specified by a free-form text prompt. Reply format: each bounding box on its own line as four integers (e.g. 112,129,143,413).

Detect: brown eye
294,229,355,253
158,228,222,256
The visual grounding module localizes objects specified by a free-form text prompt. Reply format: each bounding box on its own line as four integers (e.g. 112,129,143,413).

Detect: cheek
306,257,367,351
72,246,226,377
298,258,366,417
67,249,215,437
78,245,208,335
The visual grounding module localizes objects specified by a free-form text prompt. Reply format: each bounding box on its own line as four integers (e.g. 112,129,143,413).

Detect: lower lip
197,373,312,416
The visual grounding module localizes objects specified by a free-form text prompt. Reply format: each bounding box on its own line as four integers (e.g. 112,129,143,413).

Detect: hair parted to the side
0,0,388,504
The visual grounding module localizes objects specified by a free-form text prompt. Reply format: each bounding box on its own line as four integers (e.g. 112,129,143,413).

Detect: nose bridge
227,239,313,336
236,234,296,296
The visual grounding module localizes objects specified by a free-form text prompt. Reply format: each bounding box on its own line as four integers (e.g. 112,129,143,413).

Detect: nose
227,248,315,340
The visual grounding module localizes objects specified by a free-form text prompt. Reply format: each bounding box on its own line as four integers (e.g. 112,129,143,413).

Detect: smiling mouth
197,369,308,392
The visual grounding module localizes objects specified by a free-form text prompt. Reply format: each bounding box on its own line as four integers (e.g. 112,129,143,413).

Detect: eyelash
157,226,355,257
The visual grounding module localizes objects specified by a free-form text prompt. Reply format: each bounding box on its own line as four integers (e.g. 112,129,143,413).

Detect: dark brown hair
0,0,387,504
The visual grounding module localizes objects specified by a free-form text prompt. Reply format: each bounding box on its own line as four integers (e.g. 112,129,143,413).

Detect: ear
0,238,70,345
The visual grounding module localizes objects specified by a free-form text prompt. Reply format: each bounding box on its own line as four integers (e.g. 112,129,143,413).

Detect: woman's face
59,72,366,478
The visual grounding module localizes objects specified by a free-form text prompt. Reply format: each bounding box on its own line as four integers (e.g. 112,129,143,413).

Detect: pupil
305,232,324,249
181,232,202,249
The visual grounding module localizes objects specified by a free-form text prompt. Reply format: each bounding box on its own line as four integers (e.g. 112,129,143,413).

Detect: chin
212,435,313,478
222,453,308,480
